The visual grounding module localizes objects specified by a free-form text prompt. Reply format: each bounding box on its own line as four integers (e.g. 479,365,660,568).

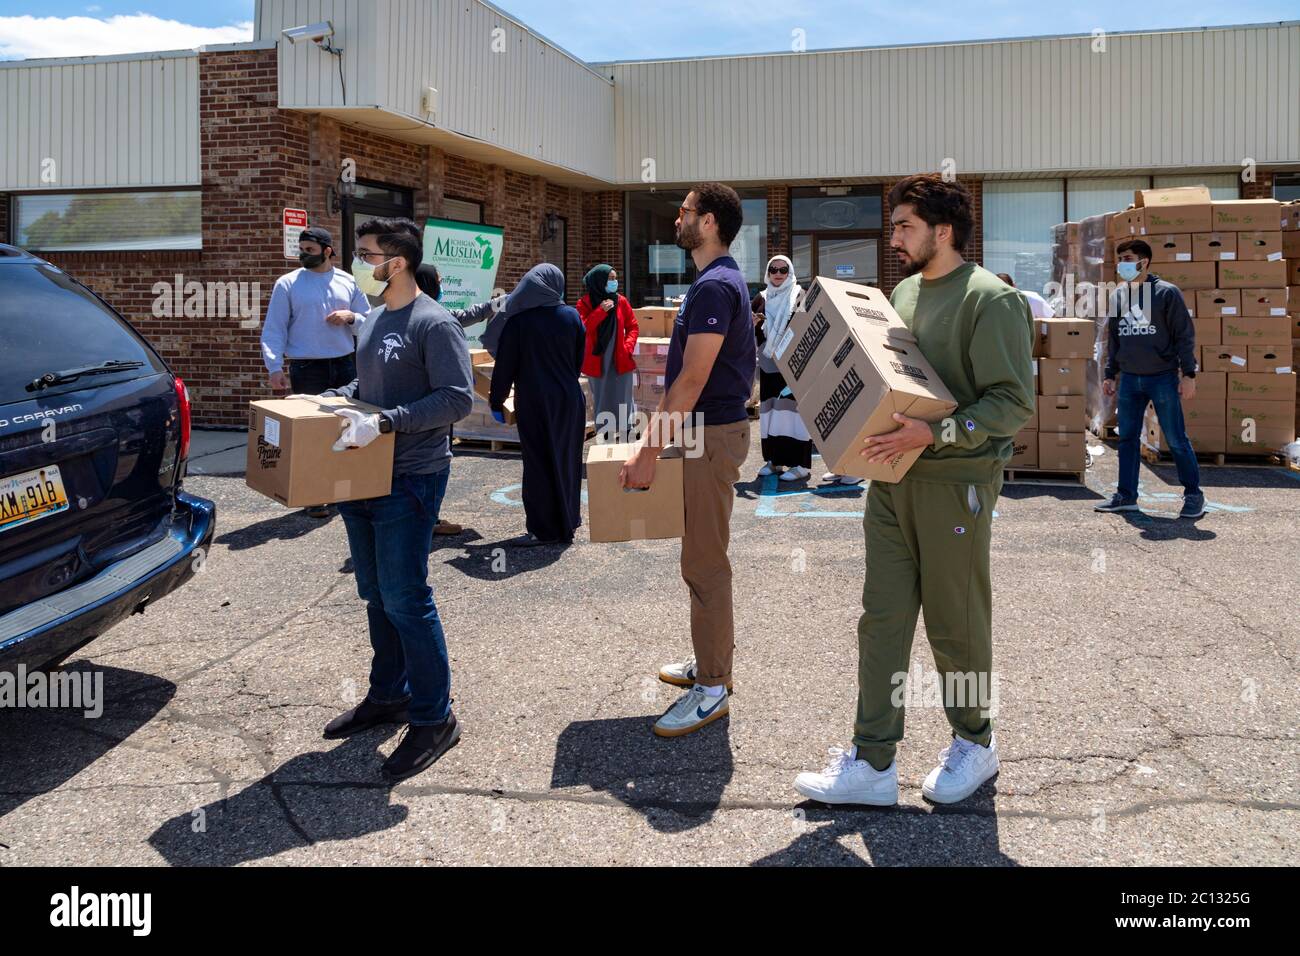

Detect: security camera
282,21,334,45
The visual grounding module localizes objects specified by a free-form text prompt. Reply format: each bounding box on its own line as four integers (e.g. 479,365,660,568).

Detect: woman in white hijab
751,254,813,481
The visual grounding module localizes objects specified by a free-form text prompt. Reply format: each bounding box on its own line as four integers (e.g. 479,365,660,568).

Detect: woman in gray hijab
489,264,587,546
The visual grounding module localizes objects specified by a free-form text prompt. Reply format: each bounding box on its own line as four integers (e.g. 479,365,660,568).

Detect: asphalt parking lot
1,430,1296,866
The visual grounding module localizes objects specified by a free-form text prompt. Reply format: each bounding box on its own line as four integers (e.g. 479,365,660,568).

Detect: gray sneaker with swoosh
653,685,730,738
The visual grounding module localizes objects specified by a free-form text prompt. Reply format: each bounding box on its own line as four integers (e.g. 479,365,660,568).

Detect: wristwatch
378,412,394,434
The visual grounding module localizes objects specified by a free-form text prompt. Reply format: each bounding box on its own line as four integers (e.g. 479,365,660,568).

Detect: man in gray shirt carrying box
316,217,475,782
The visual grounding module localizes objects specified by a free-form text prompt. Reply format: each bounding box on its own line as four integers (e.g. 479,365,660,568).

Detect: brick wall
1242,169,1274,199
582,190,624,291
880,174,984,295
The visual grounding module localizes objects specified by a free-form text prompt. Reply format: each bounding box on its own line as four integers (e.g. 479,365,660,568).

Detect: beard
676,222,702,251
898,233,938,277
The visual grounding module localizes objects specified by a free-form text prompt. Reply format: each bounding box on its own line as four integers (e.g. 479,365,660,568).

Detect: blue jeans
337,469,451,726
1116,370,1202,501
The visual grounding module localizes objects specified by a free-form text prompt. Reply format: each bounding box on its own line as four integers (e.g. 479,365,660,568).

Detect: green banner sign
423,217,505,343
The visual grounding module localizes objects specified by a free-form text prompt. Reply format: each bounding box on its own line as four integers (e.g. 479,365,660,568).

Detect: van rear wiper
27,359,146,392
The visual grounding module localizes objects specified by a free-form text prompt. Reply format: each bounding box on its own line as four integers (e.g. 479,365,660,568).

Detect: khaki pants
680,420,750,688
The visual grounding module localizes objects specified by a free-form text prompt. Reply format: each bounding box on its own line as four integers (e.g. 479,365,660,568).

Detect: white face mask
352,256,395,296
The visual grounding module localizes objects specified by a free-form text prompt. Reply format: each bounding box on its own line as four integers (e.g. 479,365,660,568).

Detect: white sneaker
757,462,779,477
659,655,732,691
793,746,898,806
653,684,729,738
821,472,864,485
922,735,999,804
779,465,811,482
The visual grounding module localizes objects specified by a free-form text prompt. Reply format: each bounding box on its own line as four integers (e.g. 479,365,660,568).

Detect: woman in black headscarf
575,264,638,442
490,263,587,547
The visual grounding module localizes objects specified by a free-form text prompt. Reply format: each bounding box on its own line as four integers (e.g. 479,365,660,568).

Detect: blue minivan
0,244,215,673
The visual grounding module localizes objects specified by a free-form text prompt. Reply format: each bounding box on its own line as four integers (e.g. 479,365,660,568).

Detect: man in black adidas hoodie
1096,238,1204,518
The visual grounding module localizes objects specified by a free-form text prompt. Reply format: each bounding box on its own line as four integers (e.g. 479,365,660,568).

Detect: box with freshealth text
246,397,395,508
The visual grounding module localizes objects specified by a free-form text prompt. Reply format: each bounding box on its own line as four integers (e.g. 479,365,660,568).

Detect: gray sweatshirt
325,293,474,476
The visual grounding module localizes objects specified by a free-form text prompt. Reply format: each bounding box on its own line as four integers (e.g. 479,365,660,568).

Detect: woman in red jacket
576,263,638,441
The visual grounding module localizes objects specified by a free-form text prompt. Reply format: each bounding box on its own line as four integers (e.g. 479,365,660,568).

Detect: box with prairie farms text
1211,199,1283,232
773,276,955,482
1192,233,1237,262
1153,261,1217,290
1135,186,1212,235
585,443,684,543
1228,372,1297,402
246,397,394,508
1218,260,1288,289
1009,428,1037,468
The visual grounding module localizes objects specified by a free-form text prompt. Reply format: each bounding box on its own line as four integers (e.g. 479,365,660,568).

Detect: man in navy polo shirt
620,182,756,738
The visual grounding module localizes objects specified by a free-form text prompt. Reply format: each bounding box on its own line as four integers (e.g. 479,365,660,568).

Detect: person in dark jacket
576,264,639,442
490,264,587,546
1096,238,1204,518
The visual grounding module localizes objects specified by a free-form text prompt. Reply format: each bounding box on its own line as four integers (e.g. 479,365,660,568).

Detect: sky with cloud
0,1,1294,61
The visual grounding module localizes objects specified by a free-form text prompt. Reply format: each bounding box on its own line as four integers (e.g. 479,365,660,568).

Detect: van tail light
174,377,192,462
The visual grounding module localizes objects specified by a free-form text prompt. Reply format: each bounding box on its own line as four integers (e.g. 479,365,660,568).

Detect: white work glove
286,393,320,401
333,408,382,451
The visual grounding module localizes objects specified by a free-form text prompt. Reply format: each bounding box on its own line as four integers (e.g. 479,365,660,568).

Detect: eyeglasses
678,205,698,218
354,250,391,263
767,265,790,275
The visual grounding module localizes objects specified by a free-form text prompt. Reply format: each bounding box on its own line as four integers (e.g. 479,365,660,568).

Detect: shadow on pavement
444,538,570,581
998,484,1104,502
551,715,733,833
215,510,337,550
147,730,407,866
0,665,176,823
753,780,1019,866
1119,512,1217,542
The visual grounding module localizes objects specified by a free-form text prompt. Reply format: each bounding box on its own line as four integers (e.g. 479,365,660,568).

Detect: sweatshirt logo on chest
1117,313,1158,336
380,333,405,362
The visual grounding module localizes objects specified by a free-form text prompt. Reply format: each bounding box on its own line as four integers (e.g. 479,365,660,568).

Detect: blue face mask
605,280,618,294
1117,261,1142,281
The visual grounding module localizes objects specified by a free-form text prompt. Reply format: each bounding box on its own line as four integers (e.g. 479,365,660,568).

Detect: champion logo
954,526,966,535
965,419,976,432
707,317,719,326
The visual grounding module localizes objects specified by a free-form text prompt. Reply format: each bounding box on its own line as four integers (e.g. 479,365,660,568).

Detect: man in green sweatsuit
795,173,1035,807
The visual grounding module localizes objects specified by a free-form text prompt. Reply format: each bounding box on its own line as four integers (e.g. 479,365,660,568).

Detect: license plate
0,465,70,534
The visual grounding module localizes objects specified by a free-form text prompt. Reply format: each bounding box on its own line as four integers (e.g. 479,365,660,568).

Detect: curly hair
887,174,974,253
691,182,744,246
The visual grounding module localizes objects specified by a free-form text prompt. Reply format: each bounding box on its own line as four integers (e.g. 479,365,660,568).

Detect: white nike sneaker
821,472,864,485
794,746,898,806
653,685,730,738
658,655,733,691
779,465,811,482
757,462,779,477
921,734,999,804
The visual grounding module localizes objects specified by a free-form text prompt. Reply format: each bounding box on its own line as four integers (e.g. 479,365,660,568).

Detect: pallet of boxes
1132,191,1296,464
1010,316,1094,481
455,348,597,449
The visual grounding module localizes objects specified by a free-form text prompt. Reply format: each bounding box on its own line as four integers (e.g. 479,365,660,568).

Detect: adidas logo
1117,315,1158,336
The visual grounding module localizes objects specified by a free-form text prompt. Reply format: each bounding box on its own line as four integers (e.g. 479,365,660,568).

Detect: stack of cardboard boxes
1134,190,1296,456
1011,318,1093,472
457,348,596,441
1286,200,1300,438
632,336,672,413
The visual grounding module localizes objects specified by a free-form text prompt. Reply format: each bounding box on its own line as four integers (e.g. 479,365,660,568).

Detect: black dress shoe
382,713,461,782
506,532,564,548
323,697,411,739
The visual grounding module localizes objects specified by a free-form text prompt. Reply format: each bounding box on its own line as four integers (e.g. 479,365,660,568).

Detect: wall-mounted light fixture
327,174,357,215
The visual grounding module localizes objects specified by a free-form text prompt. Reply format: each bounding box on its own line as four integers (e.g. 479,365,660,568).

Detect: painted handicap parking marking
1111,481,1253,516
755,474,867,518
491,483,588,508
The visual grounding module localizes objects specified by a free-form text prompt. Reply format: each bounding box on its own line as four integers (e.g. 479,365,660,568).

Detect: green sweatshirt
889,262,1036,485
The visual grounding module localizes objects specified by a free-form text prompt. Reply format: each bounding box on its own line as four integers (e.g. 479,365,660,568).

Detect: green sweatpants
853,477,1001,771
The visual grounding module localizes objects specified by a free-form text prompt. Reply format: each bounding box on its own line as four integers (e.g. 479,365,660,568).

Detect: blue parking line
754,474,868,518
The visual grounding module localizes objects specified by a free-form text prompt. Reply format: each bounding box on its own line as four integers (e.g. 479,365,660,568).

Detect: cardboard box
1145,421,1228,455
1194,290,1240,319
1282,201,1300,231
1023,399,1039,431
1105,208,1146,238
1037,431,1087,472
1236,288,1289,317
472,362,494,400
1219,260,1288,289
633,336,672,373
1038,358,1087,396
1179,399,1226,428
1290,260,1300,286
1228,372,1298,402
585,444,684,543
1136,186,1213,234
773,278,908,395
1192,232,1238,262
1191,316,1220,346
1221,316,1293,350
1150,233,1193,263
1282,232,1300,258
1038,395,1085,432
633,307,678,339
1008,428,1038,468
1152,261,1217,290
1248,345,1293,375
1211,199,1282,232
246,397,395,507
1236,230,1284,262
1201,346,1248,372
1291,309,1300,340
468,348,493,367
633,371,667,406
1034,318,1094,358
1192,371,1226,401
795,329,956,483
1226,426,1297,454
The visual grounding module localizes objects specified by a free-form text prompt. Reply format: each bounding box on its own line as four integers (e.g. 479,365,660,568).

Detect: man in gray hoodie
317,217,475,781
